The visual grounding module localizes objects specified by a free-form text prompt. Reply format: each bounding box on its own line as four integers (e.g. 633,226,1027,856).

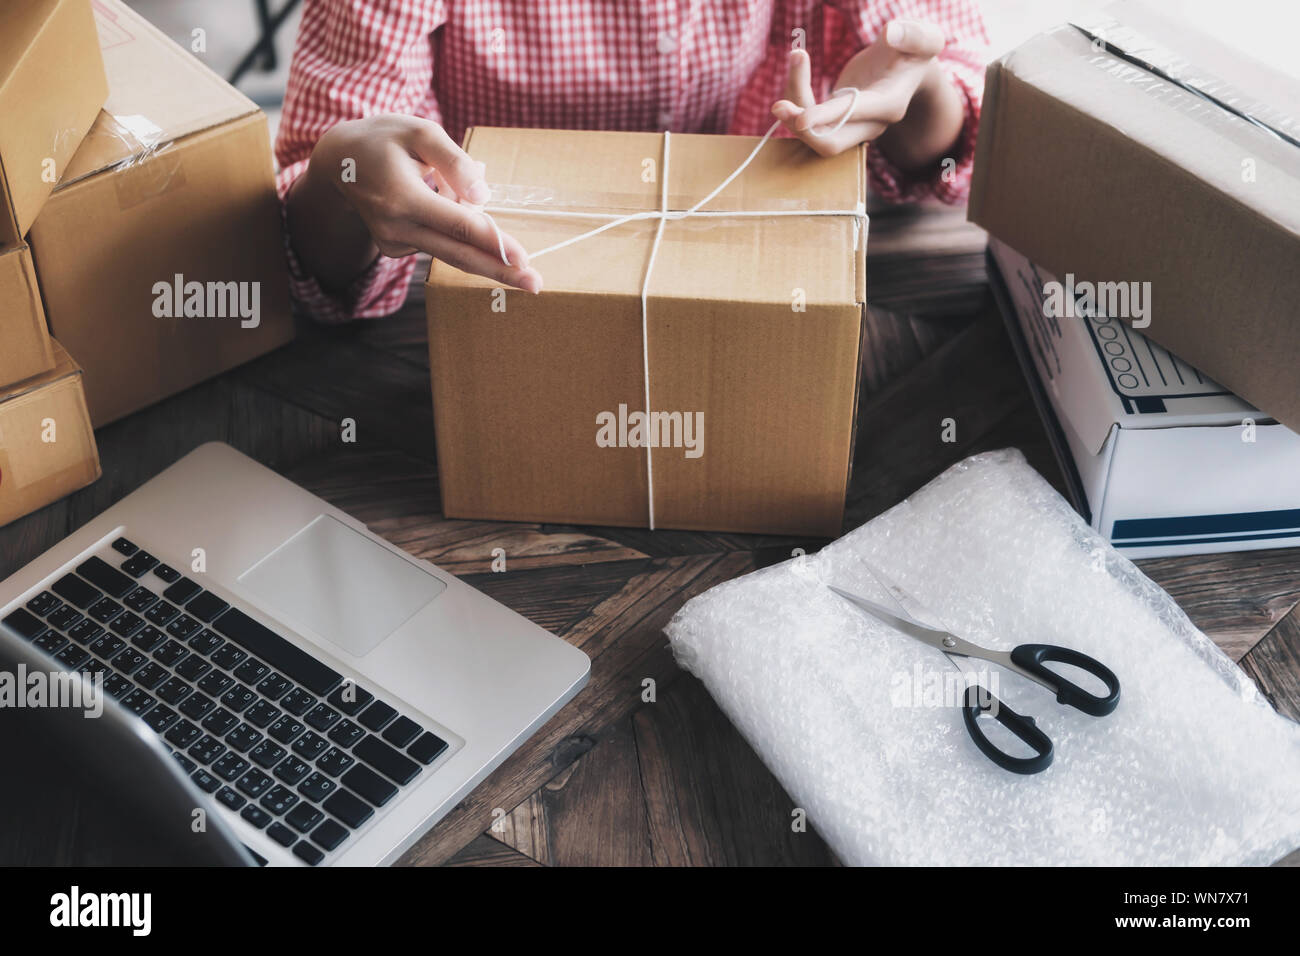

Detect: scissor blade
828,585,956,653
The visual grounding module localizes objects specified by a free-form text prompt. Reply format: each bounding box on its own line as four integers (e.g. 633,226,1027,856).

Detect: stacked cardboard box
971,0,1300,555
0,0,106,526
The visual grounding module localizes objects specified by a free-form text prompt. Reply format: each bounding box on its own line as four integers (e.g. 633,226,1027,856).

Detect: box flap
0,338,81,404
0,242,55,385
57,0,258,186
433,127,865,306
0,0,107,240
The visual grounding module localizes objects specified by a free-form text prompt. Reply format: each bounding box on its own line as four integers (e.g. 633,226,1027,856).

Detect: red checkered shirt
275,0,989,322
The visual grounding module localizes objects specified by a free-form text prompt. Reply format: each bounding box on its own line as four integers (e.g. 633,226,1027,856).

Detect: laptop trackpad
237,515,446,657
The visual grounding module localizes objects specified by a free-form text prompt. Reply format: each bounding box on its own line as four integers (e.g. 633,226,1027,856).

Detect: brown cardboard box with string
426,127,867,536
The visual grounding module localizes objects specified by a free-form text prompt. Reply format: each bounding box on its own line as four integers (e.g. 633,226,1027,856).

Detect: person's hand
311,114,542,292
771,20,963,171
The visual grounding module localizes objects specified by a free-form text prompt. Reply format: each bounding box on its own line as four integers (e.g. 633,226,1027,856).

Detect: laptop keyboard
3,536,451,865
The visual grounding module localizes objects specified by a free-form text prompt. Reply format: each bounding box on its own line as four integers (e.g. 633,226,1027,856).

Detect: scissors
828,567,1120,774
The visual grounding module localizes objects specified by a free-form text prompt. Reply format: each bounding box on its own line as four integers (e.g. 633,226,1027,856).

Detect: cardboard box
0,341,101,528
0,0,108,246
968,1,1300,433
0,243,55,387
28,0,293,426
989,237,1300,558
427,127,867,535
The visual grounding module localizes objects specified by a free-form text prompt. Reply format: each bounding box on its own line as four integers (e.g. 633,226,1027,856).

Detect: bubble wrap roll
666,450,1300,865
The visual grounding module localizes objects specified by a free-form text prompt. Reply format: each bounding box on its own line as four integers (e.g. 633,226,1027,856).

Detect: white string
474,94,864,529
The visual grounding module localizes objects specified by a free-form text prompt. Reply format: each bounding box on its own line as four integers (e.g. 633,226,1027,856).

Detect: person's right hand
312,114,542,293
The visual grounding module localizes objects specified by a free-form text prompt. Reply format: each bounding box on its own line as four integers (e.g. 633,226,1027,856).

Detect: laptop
0,442,590,866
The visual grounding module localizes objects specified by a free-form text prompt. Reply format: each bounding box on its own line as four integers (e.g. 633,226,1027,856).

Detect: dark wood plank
1240,605,1300,721
441,833,542,867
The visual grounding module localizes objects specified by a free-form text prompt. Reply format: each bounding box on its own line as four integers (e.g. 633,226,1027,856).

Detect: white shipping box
989,238,1300,559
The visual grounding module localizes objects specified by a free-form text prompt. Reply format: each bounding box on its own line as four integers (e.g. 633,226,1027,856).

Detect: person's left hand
771,19,949,158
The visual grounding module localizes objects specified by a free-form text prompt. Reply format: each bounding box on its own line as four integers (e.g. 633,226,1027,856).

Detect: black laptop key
260,785,299,816
225,723,263,753
152,563,180,584
382,716,421,748
111,537,138,556
2,607,45,640
357,700,397,732
249,740,287,770
188,735,227,765
240,804,272,828
324,787,376,827
67,619,103,645
167,615,202,641
53,574,101,610
341,764,398,807
210,643,247,671
186,590,229,623
157,676,193,705
268,715,305,744
54,645,90,670
191,769,220,794
256,672,290,700
47,605,83,631
305,703,340,732
280,687,316,716
89,633,126,659
178,692,215,721
267,822,296,847
163,577,202,605
88,597,123,624
220,683,256,713
297,772,335,803
175,655,211,683
109,610,145,637
274,756,311,786
103,673,133,699
201,707,238,736
196,671,231,697
173,752,197,774
165,718,202,749
123,586,158,613
131,626,166,653
212,608,343,697
316,747,354,777
111,648,147,675
286,801,324,834
292,731,328,761
213,752,250,782
33,631,67,656
354,735,420,786
244,699,281,729
152,639,188,667
26,591,62,616
328,718,365,749
133,661,169,690
327,682,374,716
215,786,246,811
77,557,134,598
144,601,180,626
234,658,269,685
188,629,223,656
142,704,179,734
293,841,324,866
238,769,274,800
121,552,158,578
120,688,155,716
311,818,348,852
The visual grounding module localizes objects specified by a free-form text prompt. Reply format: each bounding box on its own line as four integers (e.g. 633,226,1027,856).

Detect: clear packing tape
666,450,1300,865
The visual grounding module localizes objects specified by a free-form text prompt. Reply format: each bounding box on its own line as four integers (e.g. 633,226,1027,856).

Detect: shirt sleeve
275,0,449,323
821,0,989,204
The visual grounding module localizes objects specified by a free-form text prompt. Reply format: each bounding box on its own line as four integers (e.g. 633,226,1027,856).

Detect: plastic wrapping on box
666,450,1300,865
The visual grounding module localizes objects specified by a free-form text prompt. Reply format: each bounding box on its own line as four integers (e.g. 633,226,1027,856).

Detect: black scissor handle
1010,644,1120,717
961,685,1053,774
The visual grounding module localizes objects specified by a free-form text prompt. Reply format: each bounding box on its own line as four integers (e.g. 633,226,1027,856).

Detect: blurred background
125,0,1108,150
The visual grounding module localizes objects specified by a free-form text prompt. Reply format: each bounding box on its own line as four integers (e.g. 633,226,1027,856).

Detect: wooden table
4,202,1298,866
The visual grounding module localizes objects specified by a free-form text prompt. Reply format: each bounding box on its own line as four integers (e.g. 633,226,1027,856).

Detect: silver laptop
0,442,590,865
